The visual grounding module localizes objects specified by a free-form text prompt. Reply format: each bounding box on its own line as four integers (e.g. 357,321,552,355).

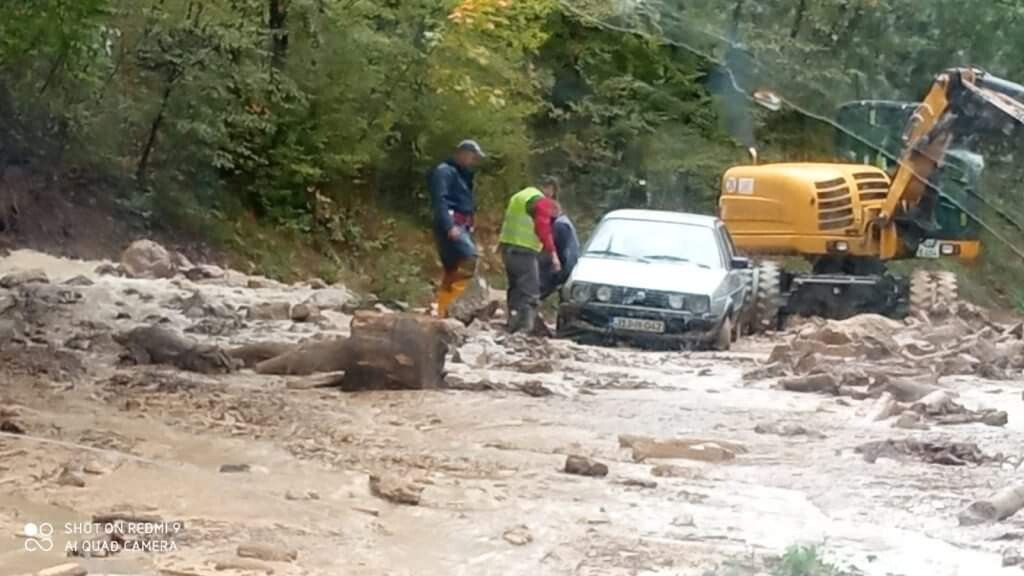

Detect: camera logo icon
23,522,54,552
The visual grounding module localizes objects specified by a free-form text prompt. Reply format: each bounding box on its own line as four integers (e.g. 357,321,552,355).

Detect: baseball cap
456,139,486,157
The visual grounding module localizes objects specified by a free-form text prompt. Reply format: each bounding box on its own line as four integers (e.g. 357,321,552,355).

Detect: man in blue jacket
428,140,485,317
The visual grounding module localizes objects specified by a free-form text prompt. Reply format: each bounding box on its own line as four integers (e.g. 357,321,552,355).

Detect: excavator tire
934,271,959,305
909,270,935,313
751,261,782,334
735,269,755,337
909,270,960,314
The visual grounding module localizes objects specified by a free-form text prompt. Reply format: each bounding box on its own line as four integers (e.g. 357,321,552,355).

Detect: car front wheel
713,316,732,351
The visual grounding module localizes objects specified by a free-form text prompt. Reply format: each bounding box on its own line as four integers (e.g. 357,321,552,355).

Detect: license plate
612,317,665,333
916,239,940,258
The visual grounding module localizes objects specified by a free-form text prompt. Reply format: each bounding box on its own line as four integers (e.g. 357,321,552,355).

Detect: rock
214,558,275,574
519,381,555,397
753,423,825,438
306,288,355,311
184,264,225,281
563,455,609,477
0,269,49,288
219,464,251,473
502,525,533,546
743,362,787,381
779,373,838,394
237,543,298,563
614,478,658,489
82,461,110,475
369,473,423,505
247,277,283,290
170,251,194,270
448,276,500,325
307,278,328,290
290,303,315,323
285,490,319,501
671,514,696,528
1003,548,1023,567
650,464,696,478
94,262,123,277
892,411,929,430
56,467,86,487
120,239,175,279
247,302,293,321
36,563,87,576
856,438,988,466
866,392,900,422
621,435,747,463
63,275,94,287
178,291,236,319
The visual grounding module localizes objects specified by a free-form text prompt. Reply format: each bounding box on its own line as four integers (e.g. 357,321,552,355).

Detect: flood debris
35,563,87,576
56,466,86,487
855,438,990,466
620,435,747,463
237,542,298,563
214,558,276,573
219,464,251,473
959,486,1024,526
502,525,533,546
114,325,235,374
563,455,609,477
753,422,825,438
369,473,423,505
0,268,49,288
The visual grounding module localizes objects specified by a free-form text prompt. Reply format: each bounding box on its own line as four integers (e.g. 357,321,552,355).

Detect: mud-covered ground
2,249,1024,576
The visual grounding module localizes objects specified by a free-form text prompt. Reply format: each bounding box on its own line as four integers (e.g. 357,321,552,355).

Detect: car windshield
585,218,721,269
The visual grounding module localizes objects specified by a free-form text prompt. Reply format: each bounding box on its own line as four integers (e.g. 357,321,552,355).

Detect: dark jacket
427,158,475,233
540,214,580,298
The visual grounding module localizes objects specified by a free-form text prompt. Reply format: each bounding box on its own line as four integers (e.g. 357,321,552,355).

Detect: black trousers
501,244,540,333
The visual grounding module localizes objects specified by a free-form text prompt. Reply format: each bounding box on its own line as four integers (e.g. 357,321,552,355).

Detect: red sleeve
532,198,557,255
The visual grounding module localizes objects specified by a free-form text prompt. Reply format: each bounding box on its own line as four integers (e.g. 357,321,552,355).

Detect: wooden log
228,342,298,368
865,392,900,422
253,312,448,390
959,485,1024,526
881,377,944,402
339,311,448,391
779,373,838,394
236,542,298,563
254,339,352,375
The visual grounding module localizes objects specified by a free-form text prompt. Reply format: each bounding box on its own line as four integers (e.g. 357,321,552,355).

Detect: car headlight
687,295,711,314
667,294,685,310
595,285,613,302
571,283,591,303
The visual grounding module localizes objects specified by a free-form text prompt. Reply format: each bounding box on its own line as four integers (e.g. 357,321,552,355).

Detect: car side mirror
730,257,750,270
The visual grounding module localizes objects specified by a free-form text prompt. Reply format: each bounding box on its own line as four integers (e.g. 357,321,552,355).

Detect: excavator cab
834,100,982,243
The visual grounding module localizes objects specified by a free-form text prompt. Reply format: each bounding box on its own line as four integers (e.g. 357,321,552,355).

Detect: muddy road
1,248,1023,576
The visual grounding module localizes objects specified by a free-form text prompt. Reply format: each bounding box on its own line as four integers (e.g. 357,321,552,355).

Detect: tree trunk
269,0,289,70
136,78,175,186
790,0,807,39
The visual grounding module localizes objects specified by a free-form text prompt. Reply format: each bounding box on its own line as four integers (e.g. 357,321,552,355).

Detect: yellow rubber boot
436,285,456,318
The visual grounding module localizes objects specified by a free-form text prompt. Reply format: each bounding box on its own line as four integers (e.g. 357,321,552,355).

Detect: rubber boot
436,286,455,318
438,278,469,318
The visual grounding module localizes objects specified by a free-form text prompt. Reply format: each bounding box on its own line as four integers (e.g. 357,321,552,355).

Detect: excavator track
909,270,960,314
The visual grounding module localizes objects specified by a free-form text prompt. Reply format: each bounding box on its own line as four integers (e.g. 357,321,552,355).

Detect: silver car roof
599,209,720,227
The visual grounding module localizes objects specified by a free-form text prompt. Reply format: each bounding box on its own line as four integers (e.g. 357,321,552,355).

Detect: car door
716,224,747,313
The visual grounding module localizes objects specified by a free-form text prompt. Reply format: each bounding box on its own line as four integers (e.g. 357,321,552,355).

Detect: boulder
0,269,49,288
184,264,226,281
120,240,175,279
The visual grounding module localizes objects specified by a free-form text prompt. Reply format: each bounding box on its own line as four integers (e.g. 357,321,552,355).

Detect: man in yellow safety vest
498,176,561,334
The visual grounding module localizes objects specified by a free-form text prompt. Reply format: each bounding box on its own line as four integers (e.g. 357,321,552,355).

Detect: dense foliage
2,0,1023,302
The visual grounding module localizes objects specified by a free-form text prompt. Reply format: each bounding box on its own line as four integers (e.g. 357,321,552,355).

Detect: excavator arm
878,68,1024,259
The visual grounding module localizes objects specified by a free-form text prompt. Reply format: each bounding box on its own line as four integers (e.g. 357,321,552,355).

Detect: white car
556,209,750,350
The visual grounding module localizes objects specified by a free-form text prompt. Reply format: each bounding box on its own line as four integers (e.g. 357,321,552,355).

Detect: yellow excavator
719,68,1024,330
